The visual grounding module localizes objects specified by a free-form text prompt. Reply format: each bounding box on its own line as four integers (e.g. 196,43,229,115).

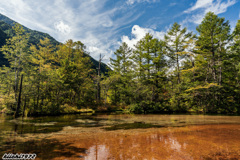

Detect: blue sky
0,0,239,63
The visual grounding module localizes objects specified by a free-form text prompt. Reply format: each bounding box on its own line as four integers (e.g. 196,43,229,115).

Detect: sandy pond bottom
1,115,240,160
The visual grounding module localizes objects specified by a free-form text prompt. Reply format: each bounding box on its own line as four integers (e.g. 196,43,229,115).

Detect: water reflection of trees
83,126,240,160
83,132,194,160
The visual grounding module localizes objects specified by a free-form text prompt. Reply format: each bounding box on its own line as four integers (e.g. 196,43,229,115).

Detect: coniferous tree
195,12,231,112
109,42,133,105
165,22,192,84
164,22,192,111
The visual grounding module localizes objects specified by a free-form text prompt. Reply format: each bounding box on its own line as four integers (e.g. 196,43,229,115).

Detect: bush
128,104,143,114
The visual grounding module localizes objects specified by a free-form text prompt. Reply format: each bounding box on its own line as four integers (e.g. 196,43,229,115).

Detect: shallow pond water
0,114,240,159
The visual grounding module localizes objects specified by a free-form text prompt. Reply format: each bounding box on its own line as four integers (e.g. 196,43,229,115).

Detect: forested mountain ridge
0,13,59,46
0,13,109,74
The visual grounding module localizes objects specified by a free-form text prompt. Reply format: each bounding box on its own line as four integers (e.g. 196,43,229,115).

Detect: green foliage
105,12,240,114
128,104,144,114
1,12,240,116
0,24,97,116
106,42,134,105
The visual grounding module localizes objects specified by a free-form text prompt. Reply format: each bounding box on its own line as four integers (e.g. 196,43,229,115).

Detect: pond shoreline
1,108,240,119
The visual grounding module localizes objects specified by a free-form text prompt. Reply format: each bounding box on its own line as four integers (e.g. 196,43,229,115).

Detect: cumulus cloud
121,25,165,48
54,21,71,34
184,0,236,24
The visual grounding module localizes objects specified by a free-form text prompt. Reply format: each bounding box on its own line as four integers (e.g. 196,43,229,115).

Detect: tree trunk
22,96,27,117
14,74,23,118
205,62,210,83
97,54,102,103
177,54,180,84
218,46,222,86
211,34,216,82
37,84,40,110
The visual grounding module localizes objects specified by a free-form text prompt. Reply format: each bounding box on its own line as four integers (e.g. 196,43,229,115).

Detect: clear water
1,114,240,159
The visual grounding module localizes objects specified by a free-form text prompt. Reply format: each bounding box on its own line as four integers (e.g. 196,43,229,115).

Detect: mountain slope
0,13,110,74
0,27,7,46
0,27,8,66
0,14,59,46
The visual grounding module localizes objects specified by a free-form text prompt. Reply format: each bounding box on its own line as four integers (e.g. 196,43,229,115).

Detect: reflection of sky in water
83,132,194,160
168,137,182,151
84,145,109,160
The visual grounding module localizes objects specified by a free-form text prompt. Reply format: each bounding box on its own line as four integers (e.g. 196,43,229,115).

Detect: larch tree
109,42,133,105
195,12,231,112
165,22,192,84
1,23,29,117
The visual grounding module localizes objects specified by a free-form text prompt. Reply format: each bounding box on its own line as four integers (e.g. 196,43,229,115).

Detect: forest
0,12,240,117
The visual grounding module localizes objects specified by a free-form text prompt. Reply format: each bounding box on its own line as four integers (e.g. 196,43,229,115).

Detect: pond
0,114,240,159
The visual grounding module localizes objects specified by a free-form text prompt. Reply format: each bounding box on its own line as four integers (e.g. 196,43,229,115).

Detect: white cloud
54,21,71,34
184,0,214,13
0,6,6,15
169,3,177,6
121,25,165,48
0,0,141,63
126,0,157,5
205,0,236,14
184,0,236,24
